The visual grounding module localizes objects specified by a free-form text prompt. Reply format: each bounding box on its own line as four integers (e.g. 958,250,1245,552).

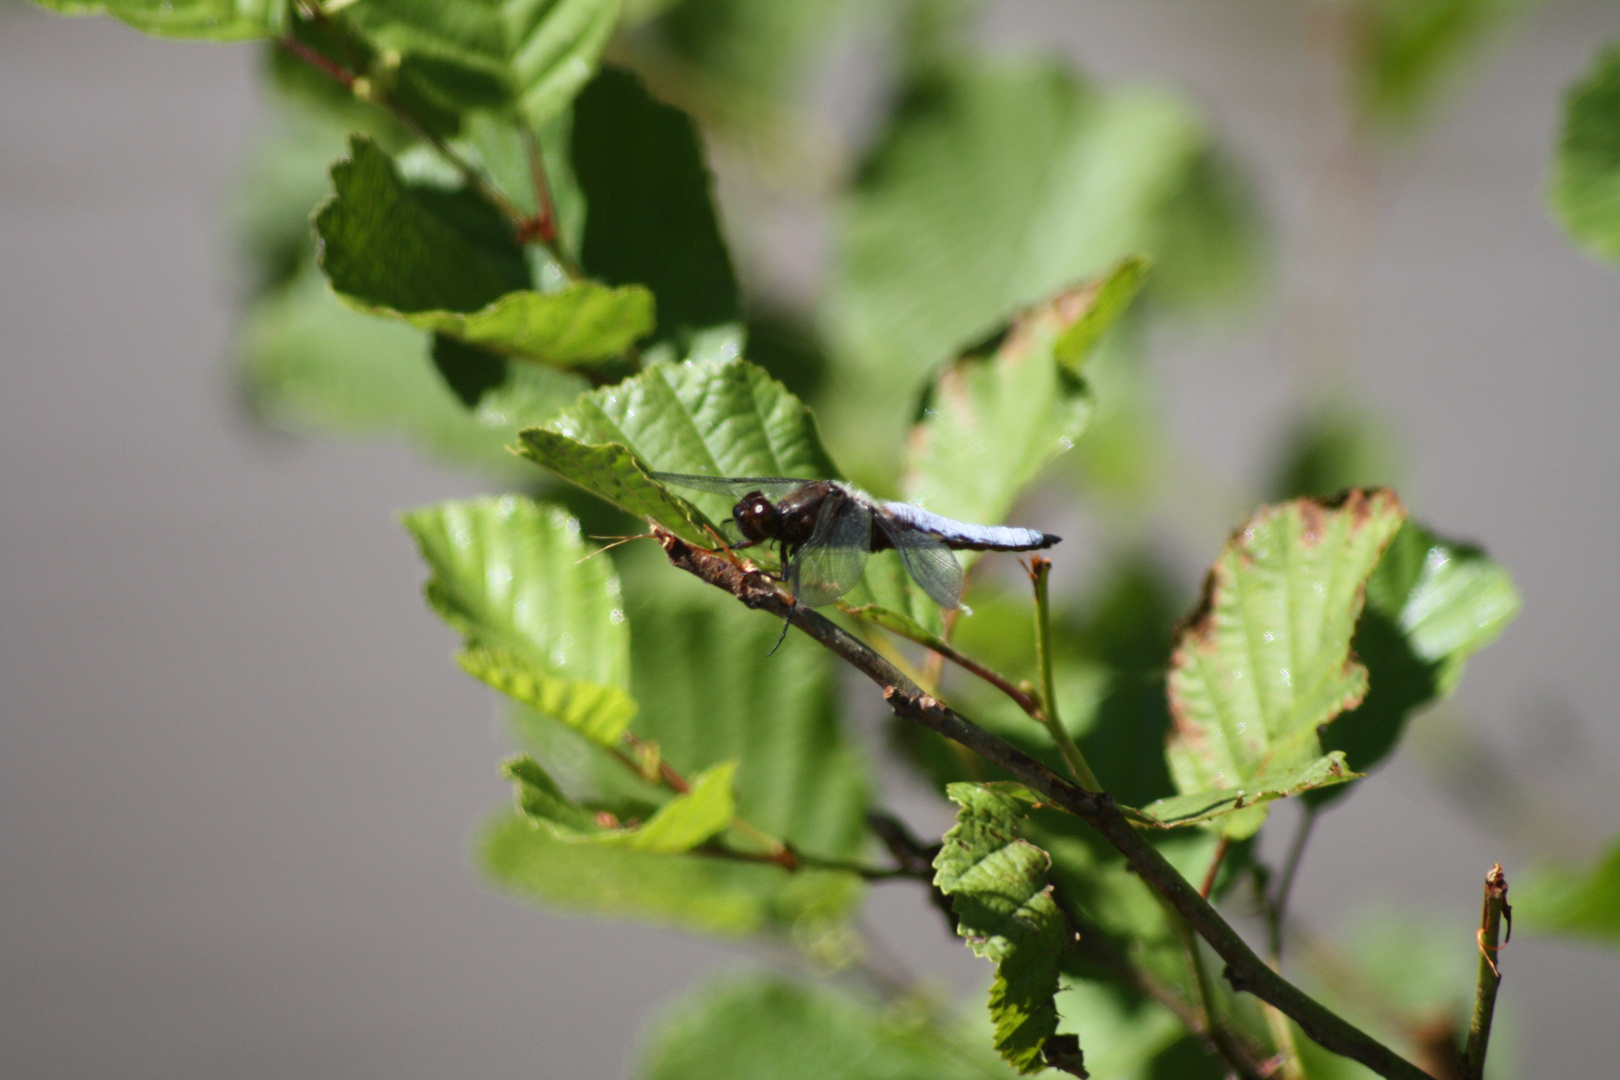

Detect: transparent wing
878,515,965,609
650,472,815,499
790,491,872,607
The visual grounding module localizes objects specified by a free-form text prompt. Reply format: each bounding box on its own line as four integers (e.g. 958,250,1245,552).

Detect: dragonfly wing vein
791,491,871,606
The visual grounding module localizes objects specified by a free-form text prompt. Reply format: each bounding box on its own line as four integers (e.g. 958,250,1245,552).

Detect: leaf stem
1029,557,1100,792
278,13,575,270
1461,863,1510,1080
658,527,1436,1080
841,603,1042,720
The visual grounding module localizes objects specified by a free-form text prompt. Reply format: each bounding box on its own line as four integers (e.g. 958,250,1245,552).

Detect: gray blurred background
3,1,1618,1077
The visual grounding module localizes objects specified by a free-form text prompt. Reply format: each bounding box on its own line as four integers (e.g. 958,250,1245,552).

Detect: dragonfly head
733,492,781,544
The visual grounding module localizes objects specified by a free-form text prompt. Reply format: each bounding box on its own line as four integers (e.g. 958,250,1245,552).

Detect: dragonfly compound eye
734,493,780,542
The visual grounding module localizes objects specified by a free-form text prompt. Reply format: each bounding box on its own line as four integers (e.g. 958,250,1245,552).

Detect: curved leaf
903,266,1145,534
506,755,737,852
1139,751,1359,828
1163,489,1407,837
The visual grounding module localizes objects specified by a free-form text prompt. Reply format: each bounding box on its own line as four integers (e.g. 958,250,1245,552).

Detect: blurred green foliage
34,0,1620,1076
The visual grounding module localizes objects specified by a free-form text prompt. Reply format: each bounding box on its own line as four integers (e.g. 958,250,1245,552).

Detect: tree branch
658,528,1436,1080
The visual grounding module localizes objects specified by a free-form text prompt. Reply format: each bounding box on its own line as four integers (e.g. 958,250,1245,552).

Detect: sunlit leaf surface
403,496,634,744
1163,490,1406,837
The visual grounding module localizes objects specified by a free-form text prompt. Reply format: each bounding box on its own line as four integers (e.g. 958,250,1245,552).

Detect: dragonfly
653,473,1061,612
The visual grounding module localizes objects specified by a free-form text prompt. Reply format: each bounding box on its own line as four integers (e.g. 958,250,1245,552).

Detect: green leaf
1316,521,1520,793
1355,0,1525,127
638,972,1017,1080
826,57,1227,457
572,67,741,342
624,587,868,865
518,355,838,534
399,284,655,366
403,496,635,742
484,810,851,934
1516,837,1620,943
517,431,716,546
1164,489,1407,838
317,136,529,315
1553,42,1620,262
506,754,737,852
903,267,1146,534
1138,751,1359,828
935,783,1067,1074
458,645,635,745
238,265,583,476
488,586,869,937
31,0,284,39
315,137,649,366
344,0,623,127
503,753,605,833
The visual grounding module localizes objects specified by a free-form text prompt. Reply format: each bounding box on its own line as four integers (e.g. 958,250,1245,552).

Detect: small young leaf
32,0,284,39
504,754,605,834
1516,837,1620,944
403,496,634,742
486,590,869,937
903,265,1145,535
506,754,737,853
344,0,624,127
1553,41,1620,262
1138,751,1359,828
573,66,741,342
1164,489,1407,837
935,783,1068,1074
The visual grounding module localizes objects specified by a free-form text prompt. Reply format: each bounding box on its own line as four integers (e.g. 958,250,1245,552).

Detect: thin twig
658,527,1437,1080
1460,864,1510,1080
1200,836,1231,899
841,603,1043,719
1269,803,1319,962
1028,557,1100,791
